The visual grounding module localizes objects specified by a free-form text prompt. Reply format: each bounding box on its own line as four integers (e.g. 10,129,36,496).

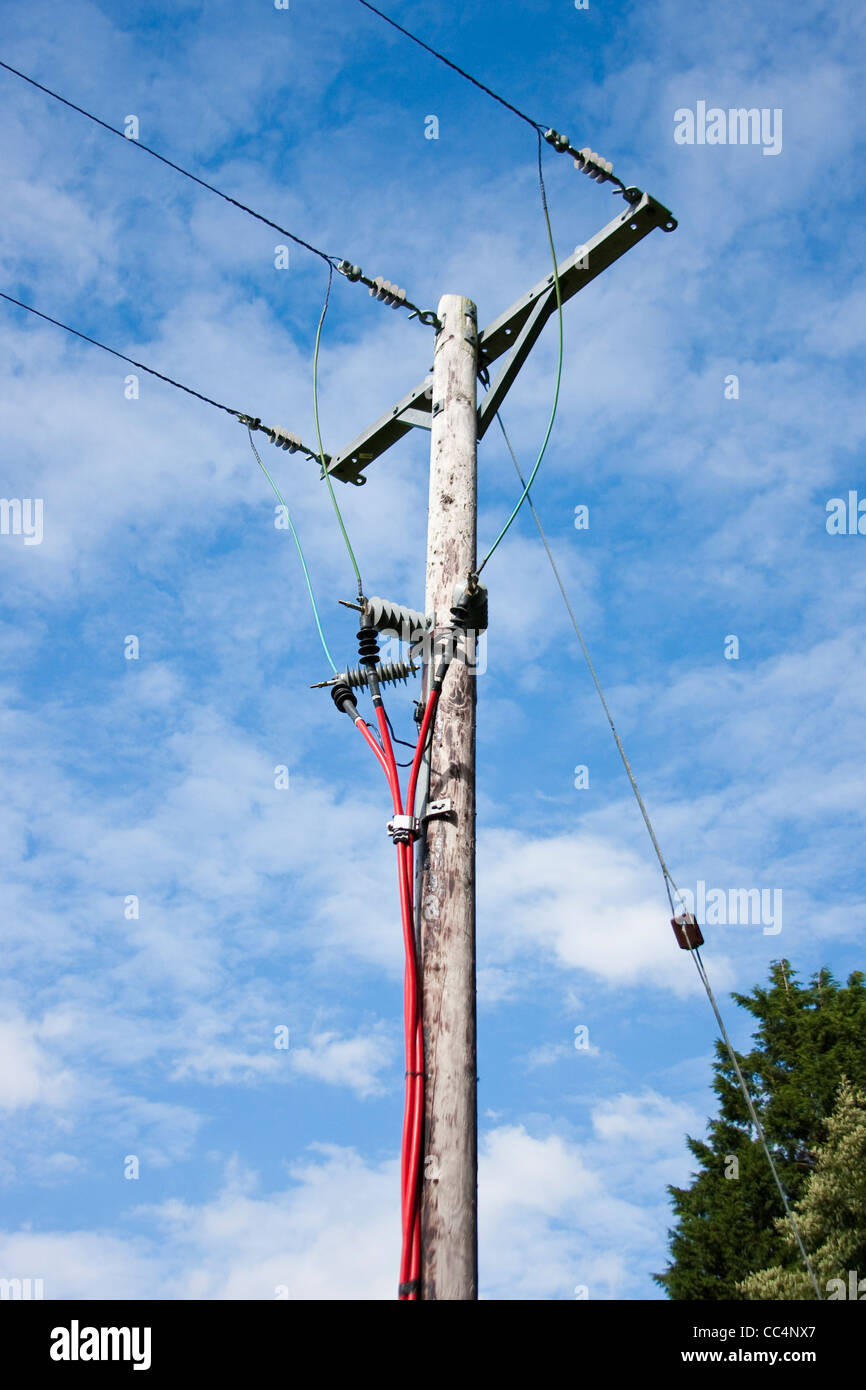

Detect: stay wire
477,133,563,576
312,266,364,599
690,947,823,1300
0,59,339,270
493,411,675,893
247,428,338,674
496,409,822,1300
356,0,544,134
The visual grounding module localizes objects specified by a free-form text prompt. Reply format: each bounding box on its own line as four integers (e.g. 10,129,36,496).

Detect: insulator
543,128,570,153
342,659,419,691
330,681,358,718
338,260,363,282
370,276,406,308
450,578,488,632
357,625,380,669
573,147,613,181
671,913,704,951
364,596,429,642
267,425,302,453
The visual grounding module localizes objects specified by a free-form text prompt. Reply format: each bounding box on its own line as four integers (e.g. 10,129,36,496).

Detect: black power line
0,58,441,325
354,1,632,198
0,59,339,269
357,0,544,134
0,289,322,461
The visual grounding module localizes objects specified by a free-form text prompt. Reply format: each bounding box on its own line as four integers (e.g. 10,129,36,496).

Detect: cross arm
326,191,676,484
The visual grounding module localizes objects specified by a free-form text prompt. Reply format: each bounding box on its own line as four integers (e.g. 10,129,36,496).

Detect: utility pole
319,192,675,1301
419,295,479,1300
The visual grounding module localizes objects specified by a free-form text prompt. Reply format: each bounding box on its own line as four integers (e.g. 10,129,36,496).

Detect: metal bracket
423,798,453,821
325,191,676,483
387,814,420,843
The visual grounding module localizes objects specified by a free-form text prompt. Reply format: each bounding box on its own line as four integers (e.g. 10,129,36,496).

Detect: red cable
353,702,432,1299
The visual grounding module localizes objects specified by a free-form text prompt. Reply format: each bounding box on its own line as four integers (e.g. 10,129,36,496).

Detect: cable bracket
387,814,420,843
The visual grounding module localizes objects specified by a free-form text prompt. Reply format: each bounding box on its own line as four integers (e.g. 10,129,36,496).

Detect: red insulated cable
354,704,427,1299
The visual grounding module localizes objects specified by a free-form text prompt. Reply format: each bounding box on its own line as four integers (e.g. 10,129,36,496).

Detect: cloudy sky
0,0,864,1300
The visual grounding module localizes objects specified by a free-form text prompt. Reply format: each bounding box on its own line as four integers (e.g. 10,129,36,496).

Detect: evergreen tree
738,1078,866,1299
654,963,866,1299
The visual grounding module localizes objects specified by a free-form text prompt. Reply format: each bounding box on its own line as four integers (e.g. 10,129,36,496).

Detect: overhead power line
355,0,634,199
357,0,542,132
0,57,440,328
0,288,321,461
0,59,337,269
496,411,823,1302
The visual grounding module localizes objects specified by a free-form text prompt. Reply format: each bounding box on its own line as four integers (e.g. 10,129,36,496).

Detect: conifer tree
655,964,866,1299
738,1078,866,1300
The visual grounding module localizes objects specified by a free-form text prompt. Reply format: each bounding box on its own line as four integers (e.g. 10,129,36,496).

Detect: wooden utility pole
419,294,479,1300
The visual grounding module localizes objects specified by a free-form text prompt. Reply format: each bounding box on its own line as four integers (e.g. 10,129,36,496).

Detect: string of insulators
342,658,419,690
364,596,430,641
266,424,304,453
542,128,640,202
336,261,441,329
309,658,420,691
237,414,324,465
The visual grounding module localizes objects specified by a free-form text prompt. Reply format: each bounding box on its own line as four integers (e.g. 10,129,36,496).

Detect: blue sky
0,0,864,1300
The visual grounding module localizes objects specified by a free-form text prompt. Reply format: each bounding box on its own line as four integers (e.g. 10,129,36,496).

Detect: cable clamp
398,1279,420,1298
543,127,571,153
387,814,420,844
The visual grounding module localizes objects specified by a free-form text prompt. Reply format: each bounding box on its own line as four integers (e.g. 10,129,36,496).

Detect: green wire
476,132,564,576
313,266,365,599
247,428,338,673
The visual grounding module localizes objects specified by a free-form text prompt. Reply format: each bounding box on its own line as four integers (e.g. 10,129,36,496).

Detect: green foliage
738,1078,866,1300
654,964,866,1299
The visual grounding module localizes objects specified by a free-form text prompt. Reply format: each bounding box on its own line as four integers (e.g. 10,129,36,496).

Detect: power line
357,0,543,133
0,59,338,269
0,288,321,461
496,410,823,1301
355,1,632,198
0,58,441,327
